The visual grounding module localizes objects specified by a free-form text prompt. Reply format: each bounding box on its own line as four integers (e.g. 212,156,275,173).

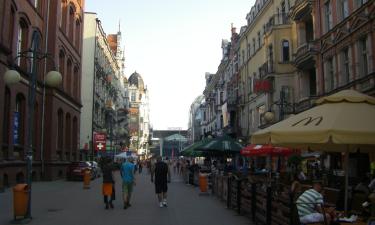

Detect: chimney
231,23,236,34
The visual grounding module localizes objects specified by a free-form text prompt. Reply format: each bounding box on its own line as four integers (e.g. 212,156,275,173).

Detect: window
247,43,250,58
356,0,368,8
324,1,332,32
3,87,11,145
72,117,78,161
359,37,368,77
325,58,335,92
66,59,72,94
60,0,67,31
59,50,65,89
248,76,253,93
15,94,26,145
68,5,75,42
30,32,41,74
131,92,136,102
65,114,71,160
252,38,256,55
17,20,28,68
73,67,79,98
57,109,64,160
282,40,290,62
9,7,15,50
339,0,349,20
257,32,261,48
75,20,81,50
341,48,350,85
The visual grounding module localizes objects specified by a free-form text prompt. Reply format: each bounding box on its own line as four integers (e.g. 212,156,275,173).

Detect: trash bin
199,173,208,193
13,184,29,219
83,169,91,189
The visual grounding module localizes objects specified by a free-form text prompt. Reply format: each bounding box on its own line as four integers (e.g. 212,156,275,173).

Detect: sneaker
163,201,168,207
159,202,164,208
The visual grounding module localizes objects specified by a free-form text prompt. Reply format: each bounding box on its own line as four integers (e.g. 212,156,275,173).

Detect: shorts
155,182,168,194
122,182,133,194
300,213,325,223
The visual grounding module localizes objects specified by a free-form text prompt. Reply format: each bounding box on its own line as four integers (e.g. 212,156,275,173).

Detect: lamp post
264,87,297,124
3,31,62,221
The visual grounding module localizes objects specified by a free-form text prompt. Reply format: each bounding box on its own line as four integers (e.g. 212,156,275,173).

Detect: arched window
282,40,290,62
8,6,16,51
57,109,64,159
75,19,81,50
65,113,71,161
72,117,78,161
66,58,72,95
33,102,39,158
17,19,29,69
73,66,79,98
59,50,65,90
68,4,75,42
15,93,26,146
30,31,42,75
60,0,67,31
3,87,11,147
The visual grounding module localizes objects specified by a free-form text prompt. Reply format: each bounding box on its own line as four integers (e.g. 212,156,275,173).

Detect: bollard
13,184,29,221
198,173,209,195
83,169,91,189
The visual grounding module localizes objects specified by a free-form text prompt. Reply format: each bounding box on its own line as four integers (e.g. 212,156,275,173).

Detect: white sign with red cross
94,132,106,151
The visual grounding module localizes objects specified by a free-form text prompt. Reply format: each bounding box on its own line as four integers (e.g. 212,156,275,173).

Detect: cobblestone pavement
0,171,253,225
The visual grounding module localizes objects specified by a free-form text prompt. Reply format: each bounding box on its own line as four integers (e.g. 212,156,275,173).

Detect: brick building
0,0,84,188
290,0,375,108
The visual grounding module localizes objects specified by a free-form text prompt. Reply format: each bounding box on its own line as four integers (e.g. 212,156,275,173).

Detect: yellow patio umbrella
251,89,375,211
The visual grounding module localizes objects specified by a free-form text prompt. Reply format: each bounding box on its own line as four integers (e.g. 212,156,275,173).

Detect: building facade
0,0,84,186
187,95,204,143
80,13,129,160
290,0,375,107
237,0,297,138
128,71,150,155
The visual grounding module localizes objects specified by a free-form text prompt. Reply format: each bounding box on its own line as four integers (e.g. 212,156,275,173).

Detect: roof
128,71,144,90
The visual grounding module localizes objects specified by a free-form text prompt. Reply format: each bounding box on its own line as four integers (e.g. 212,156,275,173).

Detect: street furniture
83,169,91,189
13,184,29,220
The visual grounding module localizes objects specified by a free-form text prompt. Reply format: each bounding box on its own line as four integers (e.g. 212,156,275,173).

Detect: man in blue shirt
120,157,136,209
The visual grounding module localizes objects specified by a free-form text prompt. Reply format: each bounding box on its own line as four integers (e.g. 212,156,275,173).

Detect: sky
85,0,255,130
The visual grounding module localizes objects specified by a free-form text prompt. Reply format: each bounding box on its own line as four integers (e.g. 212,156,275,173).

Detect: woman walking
102,157,115,209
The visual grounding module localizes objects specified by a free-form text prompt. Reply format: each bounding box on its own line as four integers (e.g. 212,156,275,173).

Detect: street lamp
3,31,62,221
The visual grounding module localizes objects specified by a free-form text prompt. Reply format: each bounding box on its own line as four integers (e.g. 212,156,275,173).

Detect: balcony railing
294,42,318,68
264,13,291,34
260,61,274,79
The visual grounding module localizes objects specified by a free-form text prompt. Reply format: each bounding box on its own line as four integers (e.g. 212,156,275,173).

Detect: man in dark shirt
151,156,171,208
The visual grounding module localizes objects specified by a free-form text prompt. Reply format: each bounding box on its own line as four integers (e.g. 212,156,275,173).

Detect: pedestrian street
0,171,252,225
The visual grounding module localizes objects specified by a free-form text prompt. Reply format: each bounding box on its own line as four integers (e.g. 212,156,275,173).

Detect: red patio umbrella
240,144,293,157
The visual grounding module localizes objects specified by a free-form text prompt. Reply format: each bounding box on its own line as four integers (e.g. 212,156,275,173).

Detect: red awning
240,144,293,157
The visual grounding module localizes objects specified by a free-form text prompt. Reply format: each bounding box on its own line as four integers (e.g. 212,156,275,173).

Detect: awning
240,144,293,157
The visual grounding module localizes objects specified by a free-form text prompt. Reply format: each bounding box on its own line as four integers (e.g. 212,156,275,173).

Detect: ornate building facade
0,0,84,186
80,13,129,160
128,71,150,155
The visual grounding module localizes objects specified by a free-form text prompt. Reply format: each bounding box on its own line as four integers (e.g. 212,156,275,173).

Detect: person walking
151,156,171,208
120,157,136,209
102,157,115,209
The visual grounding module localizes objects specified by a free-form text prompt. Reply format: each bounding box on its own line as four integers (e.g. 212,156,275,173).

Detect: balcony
293,42,318,69
289,0,314,21
260,61,274,79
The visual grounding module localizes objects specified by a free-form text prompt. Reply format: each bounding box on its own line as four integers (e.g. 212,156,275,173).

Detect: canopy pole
344,147,349,213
